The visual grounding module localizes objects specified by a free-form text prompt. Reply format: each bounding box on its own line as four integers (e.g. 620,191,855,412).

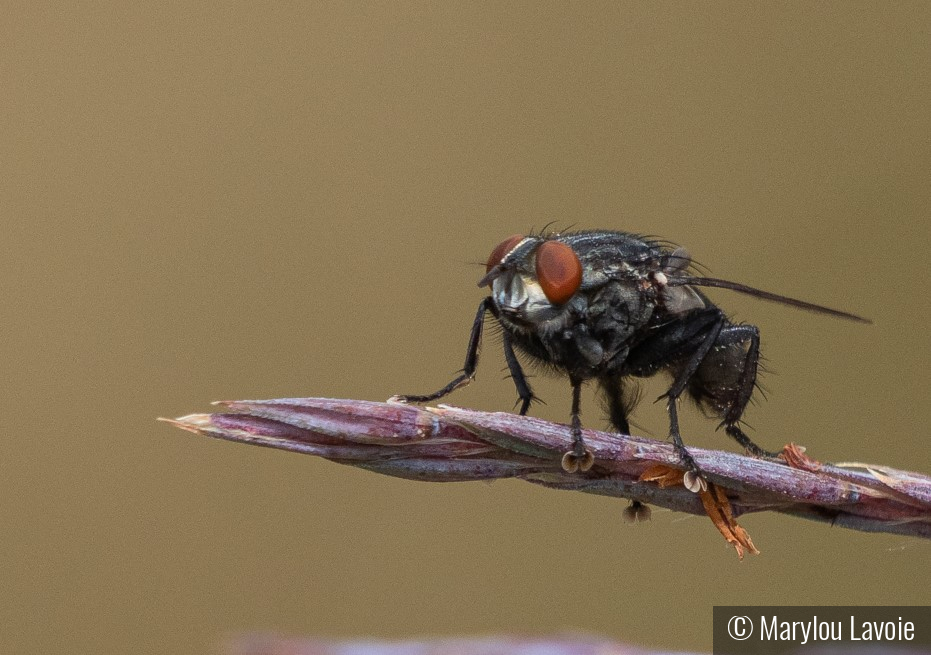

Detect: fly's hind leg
691,323,781,459
720,325,781,458
725,424,780,459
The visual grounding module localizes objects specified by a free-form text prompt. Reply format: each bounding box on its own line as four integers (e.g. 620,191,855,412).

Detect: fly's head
478,234,585,334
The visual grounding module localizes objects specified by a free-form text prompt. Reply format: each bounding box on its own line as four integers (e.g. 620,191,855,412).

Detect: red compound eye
535,241,582,304
486,234,525,273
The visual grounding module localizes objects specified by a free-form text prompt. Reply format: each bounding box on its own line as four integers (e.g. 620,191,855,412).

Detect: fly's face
479,234,584,330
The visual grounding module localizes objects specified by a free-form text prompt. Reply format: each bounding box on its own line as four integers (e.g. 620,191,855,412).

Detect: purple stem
164,397,931,540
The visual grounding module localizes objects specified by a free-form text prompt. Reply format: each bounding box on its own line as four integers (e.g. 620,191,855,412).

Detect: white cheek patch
520,279,552,313
493,275,551,316
493,276,527,309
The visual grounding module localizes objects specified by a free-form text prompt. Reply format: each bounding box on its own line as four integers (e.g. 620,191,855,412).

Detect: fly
390,230,869,478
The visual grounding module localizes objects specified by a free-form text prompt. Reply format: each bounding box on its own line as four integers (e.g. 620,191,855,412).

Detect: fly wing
665,275,871,323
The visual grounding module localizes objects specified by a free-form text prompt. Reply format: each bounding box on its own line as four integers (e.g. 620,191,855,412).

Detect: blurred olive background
2,3,929,654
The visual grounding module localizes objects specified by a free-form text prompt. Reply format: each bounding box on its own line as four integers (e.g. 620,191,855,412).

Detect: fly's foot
682,469,708,493
672,439,707,493
387,374,475,407
561,448,595,473
561,426,594,473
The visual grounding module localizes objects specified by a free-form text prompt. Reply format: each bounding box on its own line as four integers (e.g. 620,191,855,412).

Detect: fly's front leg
561,378,595,473
389,297,491,405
